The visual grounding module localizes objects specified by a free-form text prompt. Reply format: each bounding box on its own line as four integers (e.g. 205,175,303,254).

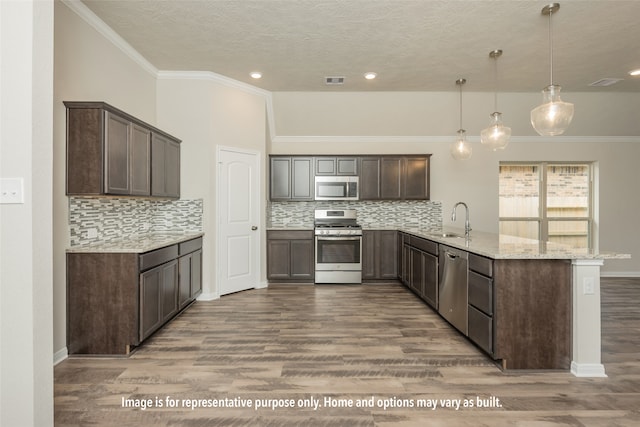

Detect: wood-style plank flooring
55,278,640,426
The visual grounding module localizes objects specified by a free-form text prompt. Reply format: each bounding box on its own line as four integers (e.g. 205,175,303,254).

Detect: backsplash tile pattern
268,200,442,230
69,197,203,246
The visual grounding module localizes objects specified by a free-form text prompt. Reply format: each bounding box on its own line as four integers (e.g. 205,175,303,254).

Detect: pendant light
530,3,574,136
451,78,472,160
480,49,511,151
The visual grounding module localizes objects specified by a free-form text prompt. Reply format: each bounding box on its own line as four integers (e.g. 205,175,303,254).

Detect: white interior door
217,147,260,295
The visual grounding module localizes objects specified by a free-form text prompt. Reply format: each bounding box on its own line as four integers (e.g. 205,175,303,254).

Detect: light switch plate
0,178,24,204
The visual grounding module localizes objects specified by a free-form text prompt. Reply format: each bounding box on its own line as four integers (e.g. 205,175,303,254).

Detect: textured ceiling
81,0,640,92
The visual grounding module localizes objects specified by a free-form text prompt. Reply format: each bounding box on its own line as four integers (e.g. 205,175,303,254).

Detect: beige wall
272,91,640,137
1,1,54,425
53,0,158,358
270,91,640,275
156,75,268,298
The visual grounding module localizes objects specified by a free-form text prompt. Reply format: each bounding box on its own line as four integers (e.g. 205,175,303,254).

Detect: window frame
499,161,594,248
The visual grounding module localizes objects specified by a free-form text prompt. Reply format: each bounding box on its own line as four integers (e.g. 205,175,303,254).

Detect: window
499,162,593,248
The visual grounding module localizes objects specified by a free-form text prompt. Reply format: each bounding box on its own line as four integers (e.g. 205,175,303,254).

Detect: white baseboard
53,347,68,366
601,271,640,278
197,292,219,301
570,361,607,378
255,280,268,289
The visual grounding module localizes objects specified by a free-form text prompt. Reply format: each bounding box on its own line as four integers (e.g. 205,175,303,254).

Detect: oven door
315,236,362,271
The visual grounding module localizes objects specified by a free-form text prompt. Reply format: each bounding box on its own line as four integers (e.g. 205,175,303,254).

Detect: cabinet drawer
139,244,178,271
267,230,313,240
468,305,493,355
468,270,493,315
179,237,202,255
410,236,438,256
469,253,493,277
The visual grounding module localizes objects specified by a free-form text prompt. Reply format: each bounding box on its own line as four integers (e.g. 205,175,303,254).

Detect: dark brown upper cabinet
314,157,358,176
268,154,430,201
151,133,180,198
359,155,431,200
65,101,180,199
269,156,314,201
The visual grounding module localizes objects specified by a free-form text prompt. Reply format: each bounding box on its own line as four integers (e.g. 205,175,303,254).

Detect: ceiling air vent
325,76,345,85
589,78,623,87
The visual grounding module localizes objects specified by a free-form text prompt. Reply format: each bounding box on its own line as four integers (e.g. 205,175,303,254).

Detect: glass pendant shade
530,84,574,136
531,3,574,136
451,129,472,160
450,78,471,160
481,112,511,151
481,49,510,151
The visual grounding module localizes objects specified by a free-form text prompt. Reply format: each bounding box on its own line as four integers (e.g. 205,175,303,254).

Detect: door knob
251,226,258,230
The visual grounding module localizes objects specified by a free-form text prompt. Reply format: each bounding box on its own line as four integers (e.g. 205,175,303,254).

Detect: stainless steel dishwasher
438,245,469,335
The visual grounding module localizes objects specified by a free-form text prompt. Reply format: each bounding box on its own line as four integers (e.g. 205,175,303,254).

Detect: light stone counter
267,224,630,260
66,232,204,254
266,226,313,231
399,227,631,260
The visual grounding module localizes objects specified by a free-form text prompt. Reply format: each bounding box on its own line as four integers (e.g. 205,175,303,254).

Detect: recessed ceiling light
364,72,377,80
250,71,262,79
629,69,640,76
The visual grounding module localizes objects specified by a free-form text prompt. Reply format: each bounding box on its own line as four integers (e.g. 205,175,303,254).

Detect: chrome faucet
451,202,471,237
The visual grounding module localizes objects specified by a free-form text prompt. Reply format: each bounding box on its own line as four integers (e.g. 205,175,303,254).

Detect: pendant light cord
493,55,499,112
548,9,554,85
459,82,463,130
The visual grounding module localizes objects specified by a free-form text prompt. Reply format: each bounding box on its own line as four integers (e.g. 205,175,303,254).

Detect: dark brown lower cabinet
139,259,178,341
468,305,492,354
362,230,398,281
467,254,494,356
422,251,438,308
67,237,203,355
400,234,438,309
410,248,424,295
179,249,203,310
267,230,314,282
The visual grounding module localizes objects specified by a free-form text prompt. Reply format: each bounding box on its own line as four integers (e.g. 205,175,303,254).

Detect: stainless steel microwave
314,176,359,201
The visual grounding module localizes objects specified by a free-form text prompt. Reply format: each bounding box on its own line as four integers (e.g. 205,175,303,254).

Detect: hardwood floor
54,278,640,426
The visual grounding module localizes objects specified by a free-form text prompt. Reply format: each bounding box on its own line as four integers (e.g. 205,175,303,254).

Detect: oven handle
316,236,362,241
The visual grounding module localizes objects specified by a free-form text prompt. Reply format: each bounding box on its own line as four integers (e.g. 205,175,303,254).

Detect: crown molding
157,71,276,142
156,71,271,98
271,135,640,144
61,0,157,76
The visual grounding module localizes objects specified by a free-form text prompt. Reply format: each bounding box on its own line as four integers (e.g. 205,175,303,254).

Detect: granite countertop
267,226,313,231
267,224,630,260
66,232,204,254
399,227,630,260
268,224,631,259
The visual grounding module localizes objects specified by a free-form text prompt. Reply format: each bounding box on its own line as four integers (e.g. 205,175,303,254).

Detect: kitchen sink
430,232,466,239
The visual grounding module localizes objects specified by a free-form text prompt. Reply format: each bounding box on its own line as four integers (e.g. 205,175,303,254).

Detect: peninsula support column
571,259,606,377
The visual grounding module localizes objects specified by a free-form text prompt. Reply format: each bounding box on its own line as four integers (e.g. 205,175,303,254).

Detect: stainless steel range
314,209,362,284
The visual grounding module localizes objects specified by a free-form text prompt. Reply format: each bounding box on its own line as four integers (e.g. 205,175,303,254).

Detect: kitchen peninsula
399,227,629,377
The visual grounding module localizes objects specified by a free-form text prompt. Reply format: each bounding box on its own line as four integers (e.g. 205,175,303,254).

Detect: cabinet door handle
251,226,258,231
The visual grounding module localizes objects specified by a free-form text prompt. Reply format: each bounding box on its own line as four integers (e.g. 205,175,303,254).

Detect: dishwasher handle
445,251,458,260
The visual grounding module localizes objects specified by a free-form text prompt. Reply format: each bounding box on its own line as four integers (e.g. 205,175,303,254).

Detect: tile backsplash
269,200,442,229
69,197,203,246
